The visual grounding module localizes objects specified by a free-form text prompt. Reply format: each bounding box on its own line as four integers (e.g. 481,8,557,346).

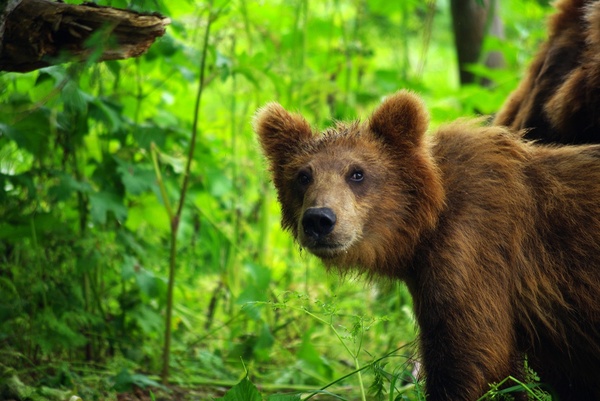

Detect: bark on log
0,0,170,73
0,0,22,57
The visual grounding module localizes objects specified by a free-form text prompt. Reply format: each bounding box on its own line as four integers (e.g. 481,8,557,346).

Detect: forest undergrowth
0,0,553,400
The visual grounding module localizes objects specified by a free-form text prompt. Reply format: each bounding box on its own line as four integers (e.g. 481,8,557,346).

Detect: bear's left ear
253,102,313,166
368,91,430,150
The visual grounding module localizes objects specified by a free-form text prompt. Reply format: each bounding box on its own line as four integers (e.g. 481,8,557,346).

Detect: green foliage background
0,0,552,399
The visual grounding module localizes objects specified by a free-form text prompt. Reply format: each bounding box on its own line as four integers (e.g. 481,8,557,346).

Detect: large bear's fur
495,0,600,144
255,91,600,400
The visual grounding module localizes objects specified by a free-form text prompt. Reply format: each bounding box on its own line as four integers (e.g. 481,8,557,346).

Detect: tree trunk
0,0,169,72
450,0,505,86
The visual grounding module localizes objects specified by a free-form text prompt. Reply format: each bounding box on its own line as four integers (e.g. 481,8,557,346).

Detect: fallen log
0,0,170,72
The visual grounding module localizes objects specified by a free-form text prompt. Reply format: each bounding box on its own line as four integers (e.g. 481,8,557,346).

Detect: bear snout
301,207,337,239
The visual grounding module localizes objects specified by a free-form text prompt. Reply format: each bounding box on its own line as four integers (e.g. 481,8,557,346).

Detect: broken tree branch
0,0,170,73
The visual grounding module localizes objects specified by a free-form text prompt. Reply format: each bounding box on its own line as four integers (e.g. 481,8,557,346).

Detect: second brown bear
495,0,600,144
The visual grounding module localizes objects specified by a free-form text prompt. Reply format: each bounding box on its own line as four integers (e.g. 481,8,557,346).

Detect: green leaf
34,70,57,87
1,171,35,198
62,80,91,115
105,60,121,79
121,255,138,281
89,190,128,224
125,193,170,234
134,125,166,149
0,213,60,240
253,323,275,361
216,50,233,81
131,306,163,334
136,267,160,297
158,151,185,174
215,376,262,401
116,158,156,196
298,329,333,381
90,98,124,133
34,309,87,353
145,34,181,61
48,173,92,201
205,165,233,198
117,230,148,258
0,222,31,240
0,109,50,158
112,369,167,392
237,263,272,318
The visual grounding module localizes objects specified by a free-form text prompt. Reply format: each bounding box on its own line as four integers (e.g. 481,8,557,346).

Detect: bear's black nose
302,207,336,239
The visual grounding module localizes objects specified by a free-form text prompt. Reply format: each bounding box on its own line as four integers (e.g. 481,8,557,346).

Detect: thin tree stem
177,2,214,219
161,0,216,384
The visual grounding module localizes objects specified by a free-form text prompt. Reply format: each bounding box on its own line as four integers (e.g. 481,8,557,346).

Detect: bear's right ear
253,102,313,166
368,91,430,151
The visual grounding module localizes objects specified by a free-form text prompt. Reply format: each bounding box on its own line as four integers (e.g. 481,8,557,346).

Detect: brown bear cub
254,91,600,400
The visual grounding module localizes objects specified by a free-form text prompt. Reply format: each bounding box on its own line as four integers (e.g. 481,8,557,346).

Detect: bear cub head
254,91,445,277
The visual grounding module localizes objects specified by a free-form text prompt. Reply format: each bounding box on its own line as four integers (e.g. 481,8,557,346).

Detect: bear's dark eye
349,169,364,182
297,171,312,186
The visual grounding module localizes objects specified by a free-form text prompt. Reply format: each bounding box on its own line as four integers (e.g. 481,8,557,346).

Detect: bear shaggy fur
254,91,600,400
495,0,600,144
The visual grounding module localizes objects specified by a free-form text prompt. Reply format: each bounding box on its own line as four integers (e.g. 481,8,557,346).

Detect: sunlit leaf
158,151,185,174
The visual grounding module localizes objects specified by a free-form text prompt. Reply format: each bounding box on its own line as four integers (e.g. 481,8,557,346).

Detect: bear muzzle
299,207,353,258
301,207,337,239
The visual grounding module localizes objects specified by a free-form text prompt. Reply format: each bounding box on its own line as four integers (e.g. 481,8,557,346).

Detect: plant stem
301,307,367,401
160,0,216,384
249,300,407,400
303,346,412,400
